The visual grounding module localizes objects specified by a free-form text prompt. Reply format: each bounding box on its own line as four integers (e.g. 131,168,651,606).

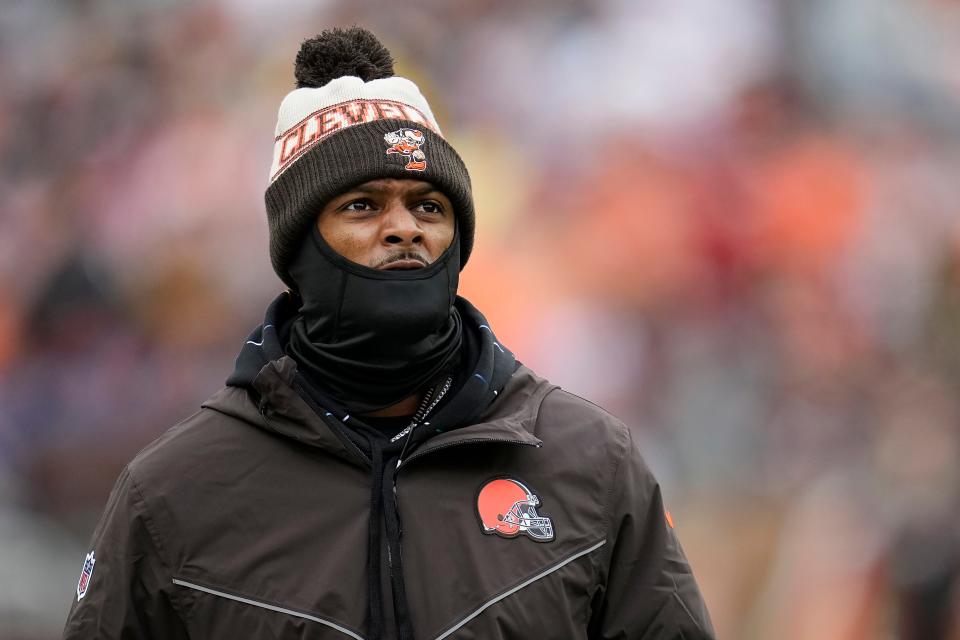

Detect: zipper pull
390,422,416,444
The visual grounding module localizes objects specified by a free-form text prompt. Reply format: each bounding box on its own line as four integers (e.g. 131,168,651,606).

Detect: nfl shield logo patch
76,551,96,601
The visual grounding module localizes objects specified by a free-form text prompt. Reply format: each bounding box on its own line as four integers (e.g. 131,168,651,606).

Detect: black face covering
286,225,463,414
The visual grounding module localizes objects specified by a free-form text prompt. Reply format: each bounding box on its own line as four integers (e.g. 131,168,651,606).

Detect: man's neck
361,392,422,418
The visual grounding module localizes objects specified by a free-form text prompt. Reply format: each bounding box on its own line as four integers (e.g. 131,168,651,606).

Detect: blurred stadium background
2,0,960,638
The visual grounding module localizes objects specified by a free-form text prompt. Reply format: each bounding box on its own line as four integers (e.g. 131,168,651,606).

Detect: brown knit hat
264,28,475,289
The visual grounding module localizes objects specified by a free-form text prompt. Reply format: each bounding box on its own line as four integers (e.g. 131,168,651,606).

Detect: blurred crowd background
2,0,960,637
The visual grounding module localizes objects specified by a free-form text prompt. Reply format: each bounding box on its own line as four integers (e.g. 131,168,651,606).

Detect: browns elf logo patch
476,477,555,542
384,128,427,171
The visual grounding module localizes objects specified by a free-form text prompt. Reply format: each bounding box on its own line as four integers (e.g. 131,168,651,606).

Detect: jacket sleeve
589,428,716,639
63,465,190,640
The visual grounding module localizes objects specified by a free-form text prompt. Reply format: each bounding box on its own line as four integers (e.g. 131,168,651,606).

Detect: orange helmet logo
476,478,555,542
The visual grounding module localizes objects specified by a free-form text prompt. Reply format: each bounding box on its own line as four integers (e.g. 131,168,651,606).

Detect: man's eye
416,201,443,214
344,200,373,212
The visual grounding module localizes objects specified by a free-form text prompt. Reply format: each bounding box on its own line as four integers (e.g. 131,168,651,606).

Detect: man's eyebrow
349,183,389,195
408,183,441,197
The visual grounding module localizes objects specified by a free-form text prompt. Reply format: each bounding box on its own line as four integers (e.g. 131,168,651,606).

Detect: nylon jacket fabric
63,304,715,639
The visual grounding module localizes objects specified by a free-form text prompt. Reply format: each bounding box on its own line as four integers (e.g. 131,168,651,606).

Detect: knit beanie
265,27,475,289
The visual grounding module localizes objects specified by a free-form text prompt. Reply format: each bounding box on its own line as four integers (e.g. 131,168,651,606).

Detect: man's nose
381,202,423,247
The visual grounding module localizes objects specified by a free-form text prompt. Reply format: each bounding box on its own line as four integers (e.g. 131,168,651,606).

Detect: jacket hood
207,291,551,463
225,291,296,391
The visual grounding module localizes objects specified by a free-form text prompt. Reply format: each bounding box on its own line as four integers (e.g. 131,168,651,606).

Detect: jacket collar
399,366,552,466
208,292,554,466
204,358,553,466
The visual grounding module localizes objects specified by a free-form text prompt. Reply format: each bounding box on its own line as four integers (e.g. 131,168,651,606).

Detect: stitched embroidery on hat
270,99,437,181
384,128,427,171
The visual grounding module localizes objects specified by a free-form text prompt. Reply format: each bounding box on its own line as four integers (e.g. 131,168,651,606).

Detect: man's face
316,178,455,269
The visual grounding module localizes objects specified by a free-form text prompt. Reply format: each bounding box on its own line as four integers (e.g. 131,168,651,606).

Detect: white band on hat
269,76,442,182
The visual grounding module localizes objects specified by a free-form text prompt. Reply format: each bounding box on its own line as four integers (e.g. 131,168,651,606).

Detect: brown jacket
63,353,714,639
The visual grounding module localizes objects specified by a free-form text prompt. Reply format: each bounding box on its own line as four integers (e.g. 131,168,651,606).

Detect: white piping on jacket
173,538,606,640
171,578,364,640
432,538,607,640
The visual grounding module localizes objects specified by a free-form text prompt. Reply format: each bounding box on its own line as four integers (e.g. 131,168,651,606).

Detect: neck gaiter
285,225,462,414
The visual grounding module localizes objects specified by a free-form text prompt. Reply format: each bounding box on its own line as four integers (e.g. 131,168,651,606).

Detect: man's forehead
345,178,441,196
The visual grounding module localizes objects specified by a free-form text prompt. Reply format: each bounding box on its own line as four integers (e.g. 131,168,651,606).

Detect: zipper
393,374,453,476
390,376,453,444
388,434,539,592
390,378,536,527
389,375,455,543
388,437,540,575
385,388,541,636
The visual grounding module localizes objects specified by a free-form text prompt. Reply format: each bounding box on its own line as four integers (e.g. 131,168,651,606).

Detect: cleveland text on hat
271,98,440,181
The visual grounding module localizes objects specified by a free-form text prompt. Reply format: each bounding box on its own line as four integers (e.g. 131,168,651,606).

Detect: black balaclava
285,223,463,414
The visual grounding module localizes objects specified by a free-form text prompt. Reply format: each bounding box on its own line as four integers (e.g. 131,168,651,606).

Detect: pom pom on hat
294,27,395,88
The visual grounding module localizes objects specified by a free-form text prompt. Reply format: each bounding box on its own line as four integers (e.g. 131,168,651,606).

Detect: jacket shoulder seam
530,385,562,438
127,407,206,464
200,402,263,428
129,402,263,471
602,423,631,556
126,467,195,627
548,388,626,424
670,574,709,635
540,388,631,553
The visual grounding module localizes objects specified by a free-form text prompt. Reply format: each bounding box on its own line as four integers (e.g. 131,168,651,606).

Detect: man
63,28,715,639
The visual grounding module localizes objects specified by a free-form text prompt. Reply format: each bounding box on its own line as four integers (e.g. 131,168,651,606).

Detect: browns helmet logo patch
384,128,427,171
476,477,555,542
